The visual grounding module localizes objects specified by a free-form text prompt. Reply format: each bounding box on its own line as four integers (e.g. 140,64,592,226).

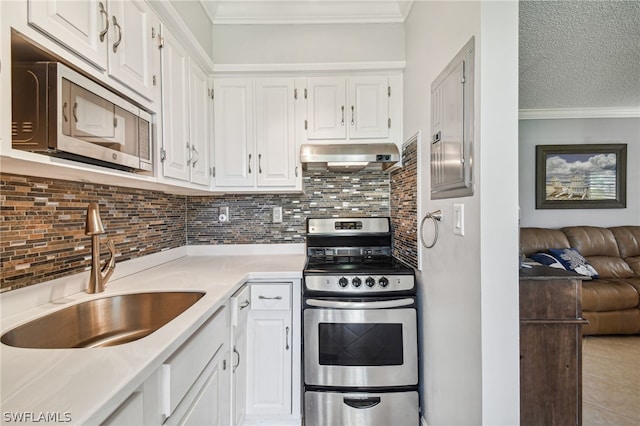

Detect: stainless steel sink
1,292,205,349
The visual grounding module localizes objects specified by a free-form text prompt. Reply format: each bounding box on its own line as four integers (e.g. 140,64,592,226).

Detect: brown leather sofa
520,226,640,335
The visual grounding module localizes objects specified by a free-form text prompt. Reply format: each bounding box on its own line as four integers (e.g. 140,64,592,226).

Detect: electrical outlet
219,206,229,222
273,206,283,223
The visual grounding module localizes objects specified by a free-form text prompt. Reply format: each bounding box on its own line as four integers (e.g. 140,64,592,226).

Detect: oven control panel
304,274,414,293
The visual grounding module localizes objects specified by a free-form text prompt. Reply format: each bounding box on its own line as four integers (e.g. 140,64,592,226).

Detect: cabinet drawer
251,284,290,310
163,306,228,417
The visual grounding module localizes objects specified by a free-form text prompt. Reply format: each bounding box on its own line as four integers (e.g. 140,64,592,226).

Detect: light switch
453,204,464,236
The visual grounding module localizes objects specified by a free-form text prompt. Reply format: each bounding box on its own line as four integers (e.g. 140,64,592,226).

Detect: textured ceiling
519,0,640,110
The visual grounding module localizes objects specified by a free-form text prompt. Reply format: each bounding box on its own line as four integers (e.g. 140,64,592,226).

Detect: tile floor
582,335,640,425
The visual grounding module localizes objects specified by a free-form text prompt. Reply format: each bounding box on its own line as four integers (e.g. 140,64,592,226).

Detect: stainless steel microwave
11,62,153,172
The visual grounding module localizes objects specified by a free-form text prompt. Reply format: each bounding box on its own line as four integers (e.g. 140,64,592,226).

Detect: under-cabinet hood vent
300,143,400,172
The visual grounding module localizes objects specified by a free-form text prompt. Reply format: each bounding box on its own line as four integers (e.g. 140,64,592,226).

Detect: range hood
300,143,400,172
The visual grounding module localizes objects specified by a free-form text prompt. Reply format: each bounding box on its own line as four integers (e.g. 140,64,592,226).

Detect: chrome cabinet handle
351,105,355,125
285,326,290,350
258,295,282,300
239,300,250,310
72,103,78,123
98,2,109,42
186,142,191,166
233,347,240,373
340,105,345,126
191,145,199,167
248,153,252,173
295,166,299,177
62,102,68,122
258,154,262,174
112,16,122,53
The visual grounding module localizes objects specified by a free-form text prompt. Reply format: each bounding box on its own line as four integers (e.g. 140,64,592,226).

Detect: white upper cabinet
160,28,212,187
213,78,300,191
160,28,191,182
107,0,160,101
255,79,297,187
213,79,255,187
307,77,347,140
188,62,212,186
28,0,161,102
349,76,390,139
307,75,390,141
28,0,109,70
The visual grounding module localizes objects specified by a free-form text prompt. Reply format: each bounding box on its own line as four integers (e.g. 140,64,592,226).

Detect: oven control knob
338,277,349,288
379,277,389,287
365,277,376,287
352,277,362,287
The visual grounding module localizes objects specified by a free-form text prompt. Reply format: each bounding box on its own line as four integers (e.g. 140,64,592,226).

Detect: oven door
303,297,418,388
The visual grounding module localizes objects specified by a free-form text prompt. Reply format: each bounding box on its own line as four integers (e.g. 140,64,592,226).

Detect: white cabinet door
246,310,292,416
307,75,391,141
255,79,296,187
188,61,212,186
213,79,254,187
230,285,250,426
28,0,108,70
348,76,389,139
178,351,229,426
247,283,293,419
307,77,346,140
232,320,248,425
107,0,160,101
160,28,190,182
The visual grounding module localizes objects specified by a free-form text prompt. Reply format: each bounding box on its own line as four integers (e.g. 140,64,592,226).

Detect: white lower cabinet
244,282,300,424
100,279,301,426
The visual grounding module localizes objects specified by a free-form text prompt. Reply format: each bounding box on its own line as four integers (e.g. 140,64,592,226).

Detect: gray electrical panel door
430,37,474,199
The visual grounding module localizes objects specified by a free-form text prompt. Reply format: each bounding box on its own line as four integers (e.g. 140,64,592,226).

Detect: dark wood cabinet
519,266,588,426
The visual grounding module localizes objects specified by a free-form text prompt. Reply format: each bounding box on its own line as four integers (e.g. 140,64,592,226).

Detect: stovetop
303,217,415,295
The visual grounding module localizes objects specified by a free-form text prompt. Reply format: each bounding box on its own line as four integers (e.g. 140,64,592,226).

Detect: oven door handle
305,298,414,309
343,397,381,409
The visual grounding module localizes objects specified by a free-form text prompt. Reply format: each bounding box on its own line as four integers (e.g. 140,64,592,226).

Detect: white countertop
0,247,305,425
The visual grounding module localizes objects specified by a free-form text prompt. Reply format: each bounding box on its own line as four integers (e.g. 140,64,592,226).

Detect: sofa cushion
583,309,640,335
610,226,640,258
520,228,570,256
625,256,640,275
585,255,635,279
547,247,599,278
582,280,640,311
562,226,620,257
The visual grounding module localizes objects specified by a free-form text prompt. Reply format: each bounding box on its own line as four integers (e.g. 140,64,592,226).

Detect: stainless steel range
302,217,419,426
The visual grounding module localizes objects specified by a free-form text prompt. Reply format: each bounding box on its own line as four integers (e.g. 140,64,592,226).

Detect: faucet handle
101,239,116,286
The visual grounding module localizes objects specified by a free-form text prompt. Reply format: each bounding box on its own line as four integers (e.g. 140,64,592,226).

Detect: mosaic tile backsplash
1,169,395,292
187,170,390,245
390,140,419,269
1,174,187,292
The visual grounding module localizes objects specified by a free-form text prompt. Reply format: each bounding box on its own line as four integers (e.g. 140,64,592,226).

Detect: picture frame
536,144,627,209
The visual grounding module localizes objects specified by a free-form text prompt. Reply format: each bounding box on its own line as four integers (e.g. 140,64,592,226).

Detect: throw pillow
548,248,599,278
529,252,567,270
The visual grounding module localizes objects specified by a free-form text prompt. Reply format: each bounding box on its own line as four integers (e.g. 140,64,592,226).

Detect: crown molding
212,61,406,75
210,1,411,25
519,107,640,120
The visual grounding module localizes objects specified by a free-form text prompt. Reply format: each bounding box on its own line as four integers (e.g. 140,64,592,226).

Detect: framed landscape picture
536,144,627,209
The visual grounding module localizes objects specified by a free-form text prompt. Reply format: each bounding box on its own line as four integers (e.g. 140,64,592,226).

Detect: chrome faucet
85,202,116,293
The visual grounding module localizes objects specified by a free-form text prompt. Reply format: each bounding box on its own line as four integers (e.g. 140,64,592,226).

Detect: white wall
405,1,519,425
519,117,640,227
212,23,405,64
170,0,214,58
